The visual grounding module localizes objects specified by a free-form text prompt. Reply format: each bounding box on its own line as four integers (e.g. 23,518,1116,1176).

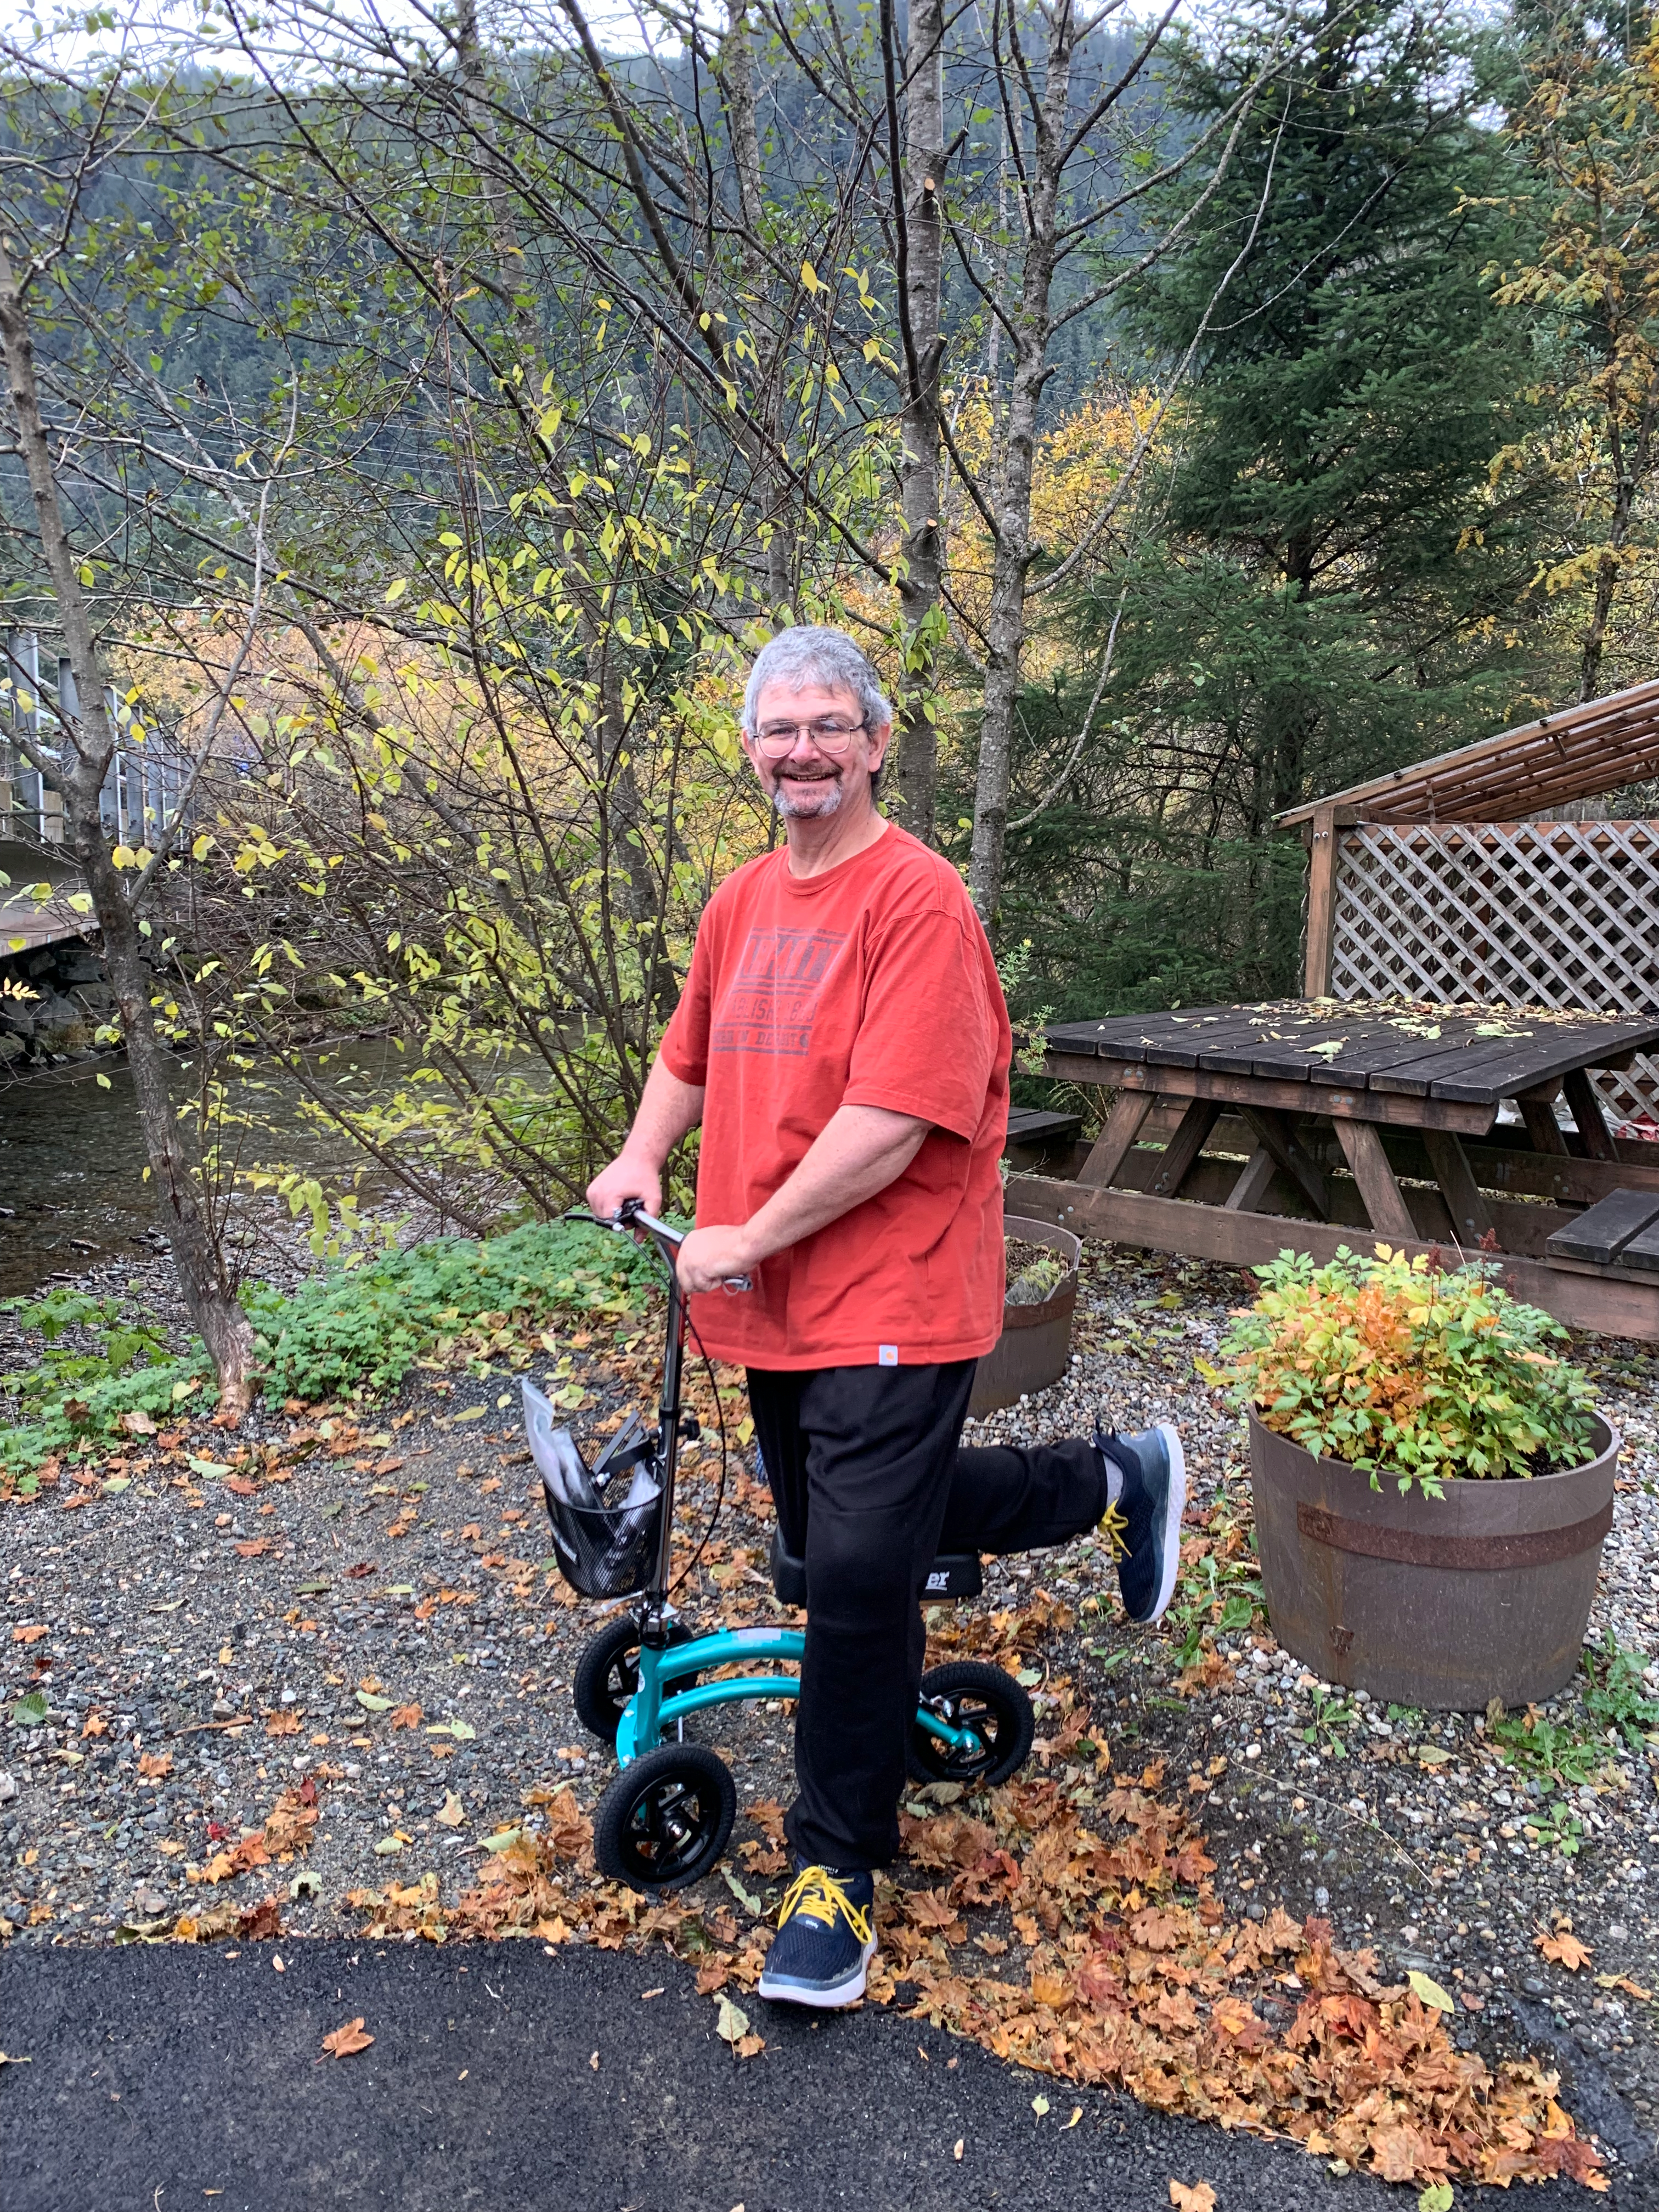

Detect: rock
131,1884,168,1917
0,1773,16,1806
210,1697,234,1720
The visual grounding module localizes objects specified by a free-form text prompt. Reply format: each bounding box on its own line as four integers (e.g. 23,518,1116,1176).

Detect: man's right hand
586,1153,663,1224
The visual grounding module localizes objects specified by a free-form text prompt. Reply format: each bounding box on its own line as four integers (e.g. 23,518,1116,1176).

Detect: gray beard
772,775,844,819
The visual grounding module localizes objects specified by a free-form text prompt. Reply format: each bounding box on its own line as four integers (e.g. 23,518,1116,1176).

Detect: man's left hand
676,1224,757,1294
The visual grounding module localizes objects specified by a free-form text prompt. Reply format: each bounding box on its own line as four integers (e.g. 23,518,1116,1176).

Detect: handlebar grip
723,1276,752,1293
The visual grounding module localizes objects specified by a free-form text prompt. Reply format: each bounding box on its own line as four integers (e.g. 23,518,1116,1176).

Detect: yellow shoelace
1101,1499,1132,1564
778,1865,872,1944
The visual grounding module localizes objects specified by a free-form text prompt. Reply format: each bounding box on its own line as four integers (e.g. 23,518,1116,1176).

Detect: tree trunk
0,240,257,1418
889,0,946,845
967,13,1076,926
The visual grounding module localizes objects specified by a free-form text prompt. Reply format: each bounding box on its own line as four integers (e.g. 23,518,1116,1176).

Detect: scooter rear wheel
594,1742,737,1891
573,1614,698,1744
907,1660,1035,1788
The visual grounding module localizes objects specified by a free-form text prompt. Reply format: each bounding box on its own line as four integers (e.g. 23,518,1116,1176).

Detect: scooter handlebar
568,1201,751,1291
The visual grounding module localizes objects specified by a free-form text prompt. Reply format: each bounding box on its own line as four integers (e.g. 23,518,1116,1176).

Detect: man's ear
865,720,894,773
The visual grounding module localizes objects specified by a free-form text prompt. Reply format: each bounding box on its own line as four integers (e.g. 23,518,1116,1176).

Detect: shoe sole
1144,1421,1186,1624
758,1935,877,2010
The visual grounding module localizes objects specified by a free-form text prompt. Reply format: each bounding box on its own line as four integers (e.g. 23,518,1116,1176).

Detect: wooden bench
1547,1188,1659,1274
1004,1107,1082,1159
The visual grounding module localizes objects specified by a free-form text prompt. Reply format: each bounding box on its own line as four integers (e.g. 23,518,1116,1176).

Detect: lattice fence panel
1329,822,1659,1125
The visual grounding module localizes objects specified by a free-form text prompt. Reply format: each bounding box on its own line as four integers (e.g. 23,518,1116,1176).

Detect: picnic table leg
1223,1146,1278,1214
1146,1098,1222,1197
1420,1127,1496,1246
1561,1068,1620,1163
1238,1107,1331,1220
1333,1116,1418,1240
1077,1088,1154,1188
1516,1080,1570,1158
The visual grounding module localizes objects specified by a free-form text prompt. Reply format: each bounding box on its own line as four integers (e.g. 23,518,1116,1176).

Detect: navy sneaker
1096,1423,1186,1625
757,1861,876,2008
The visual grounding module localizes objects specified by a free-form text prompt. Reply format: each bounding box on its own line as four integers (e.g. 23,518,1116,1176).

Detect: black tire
907,1660,1035,1788
593,1743,737,1891
573,1615,696,1745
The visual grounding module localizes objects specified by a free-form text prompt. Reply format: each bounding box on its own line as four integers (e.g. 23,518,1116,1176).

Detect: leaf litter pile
336,1611,1601,2190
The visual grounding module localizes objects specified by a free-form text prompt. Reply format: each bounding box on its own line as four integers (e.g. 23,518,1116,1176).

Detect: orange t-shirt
658,822,1011,1369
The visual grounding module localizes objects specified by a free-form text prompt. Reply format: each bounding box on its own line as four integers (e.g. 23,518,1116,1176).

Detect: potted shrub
1218,1245,1617,1711
968,1217,1082,1416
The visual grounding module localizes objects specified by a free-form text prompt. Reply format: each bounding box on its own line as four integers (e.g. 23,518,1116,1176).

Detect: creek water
0,1050,398,1302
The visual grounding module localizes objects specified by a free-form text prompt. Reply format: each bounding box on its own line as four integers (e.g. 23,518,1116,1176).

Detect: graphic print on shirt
711,926,848,1057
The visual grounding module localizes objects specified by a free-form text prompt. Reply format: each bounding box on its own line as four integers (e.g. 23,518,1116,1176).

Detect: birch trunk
0,242,257,1417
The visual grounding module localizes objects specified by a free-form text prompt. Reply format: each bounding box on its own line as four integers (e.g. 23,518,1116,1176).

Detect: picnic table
1011,999,1659,1340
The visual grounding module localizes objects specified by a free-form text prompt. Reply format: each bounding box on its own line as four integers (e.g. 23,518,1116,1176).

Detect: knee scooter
533,1200,1035,1892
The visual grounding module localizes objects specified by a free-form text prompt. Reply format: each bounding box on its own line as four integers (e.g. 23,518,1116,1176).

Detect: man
588,625,1184,2008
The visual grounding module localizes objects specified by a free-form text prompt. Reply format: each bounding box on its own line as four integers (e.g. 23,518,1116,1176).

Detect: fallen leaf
1537,1926,1592,1972
267,1712,300,1739
436,1791,465,1829
11,1626,47,1645
137,1751,173,1779
1419,2186,1453,2212
953,2141,963,2163
1170,2185,1216,2212
1406,1970,1456,2014
390,1703,422,1730
320,2017,374,2059
1032,2094,1050,2116
1062,2107,1082,2130
714,1994,753,2052
119,1409,158,1436
354,1691,393,1713
80,1711,108,1740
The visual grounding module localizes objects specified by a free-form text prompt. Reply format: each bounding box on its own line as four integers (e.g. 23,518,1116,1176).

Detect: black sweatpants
746,1361,1105,1871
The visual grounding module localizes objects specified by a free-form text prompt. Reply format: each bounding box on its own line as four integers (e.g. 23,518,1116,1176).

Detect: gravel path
3,1240,1657,2186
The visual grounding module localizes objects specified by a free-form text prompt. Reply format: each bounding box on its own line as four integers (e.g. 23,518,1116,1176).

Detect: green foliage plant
1216,1244,1598,1494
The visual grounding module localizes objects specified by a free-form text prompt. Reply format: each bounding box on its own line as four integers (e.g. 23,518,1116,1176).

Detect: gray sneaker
1096,1423,1186,1624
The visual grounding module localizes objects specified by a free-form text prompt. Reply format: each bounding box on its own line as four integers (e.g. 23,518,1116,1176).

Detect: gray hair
741,624,892,736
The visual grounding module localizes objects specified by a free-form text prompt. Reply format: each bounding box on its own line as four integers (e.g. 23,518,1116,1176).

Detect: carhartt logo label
878,1345,898,1367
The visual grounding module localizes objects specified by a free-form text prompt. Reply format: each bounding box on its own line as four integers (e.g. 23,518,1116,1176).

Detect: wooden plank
1223,1147,1277,1213
1239,1107,1331,1218
1611,1216,1659,1275
1333,1116,1418,1239
1545,1189,1659,1267
1006,1108,1084,1144
1146,1097,1222,1197
1425,1022,1659,1104
1005,1174,1659,1342
1420,1128,1495,1245
1076,1088,1154,1189
1042,1051,1499,1135
1304,803,1338,997
1561,1068,1619,1163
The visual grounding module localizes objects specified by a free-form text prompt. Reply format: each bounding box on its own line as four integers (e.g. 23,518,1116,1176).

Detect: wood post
1223,1146,1277,1213
1333,1116,1418,1239
1421,1127,1495,1246
1239,1106,1332,1220
1076,1088,1154,1188
1517,1081,1570,1159
1303,803,1339,998
1147,1098,1222,1197
1562,1067,1619,1163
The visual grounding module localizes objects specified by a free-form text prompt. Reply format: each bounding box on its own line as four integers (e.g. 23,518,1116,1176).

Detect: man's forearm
625,1056,706,1167
739,1104,928,1266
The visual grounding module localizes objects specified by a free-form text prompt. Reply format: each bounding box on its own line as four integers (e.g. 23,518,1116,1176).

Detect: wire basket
523,1376,663,1599
543,1482,664,1600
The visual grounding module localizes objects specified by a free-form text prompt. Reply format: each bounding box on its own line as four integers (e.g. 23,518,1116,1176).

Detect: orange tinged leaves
320,2017,374,2060
12,1624,48,1644
1169,2185,1216,2212
1536,1923,1592,1972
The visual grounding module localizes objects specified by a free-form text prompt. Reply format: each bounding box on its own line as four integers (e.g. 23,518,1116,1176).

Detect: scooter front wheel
594,1742,737,1891
907,1660,1035,1788
573,1614,698,1745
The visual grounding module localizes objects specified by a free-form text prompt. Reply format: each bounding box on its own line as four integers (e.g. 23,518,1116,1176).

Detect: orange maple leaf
12,1624,48,1644
390,1703,422,1730
320,2016,374,2059
1537,1925,1592,1972
1170,2184,1216,2212
137,1750,173,1779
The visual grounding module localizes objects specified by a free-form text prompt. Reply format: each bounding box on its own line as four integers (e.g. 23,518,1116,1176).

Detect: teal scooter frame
556,1203,1036,1892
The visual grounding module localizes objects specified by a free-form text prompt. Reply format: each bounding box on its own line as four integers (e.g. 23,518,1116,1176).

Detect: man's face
743,678,891,821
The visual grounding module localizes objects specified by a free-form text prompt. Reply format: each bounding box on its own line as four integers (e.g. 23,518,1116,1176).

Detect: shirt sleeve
843,906,1001,1139
658,913,715,1086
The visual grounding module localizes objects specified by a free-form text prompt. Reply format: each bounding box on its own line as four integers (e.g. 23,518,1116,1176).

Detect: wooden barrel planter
1248,1412,1621,1711
968,1216,1082,1418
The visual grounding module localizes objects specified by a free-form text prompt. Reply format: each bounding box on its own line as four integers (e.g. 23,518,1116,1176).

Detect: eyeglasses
752,718,867,758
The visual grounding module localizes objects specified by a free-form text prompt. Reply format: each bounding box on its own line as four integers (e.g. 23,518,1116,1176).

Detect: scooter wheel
573,1615,697,1744
594,1743,737,1891
907,1660,1035,1789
